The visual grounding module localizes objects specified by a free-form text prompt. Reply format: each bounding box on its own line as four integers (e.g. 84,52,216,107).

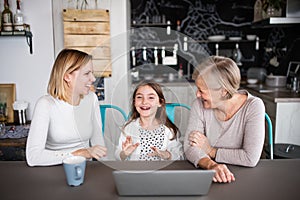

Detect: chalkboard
130,0,300,77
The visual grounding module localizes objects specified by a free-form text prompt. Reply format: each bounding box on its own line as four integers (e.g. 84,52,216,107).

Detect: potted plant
262,0,286,18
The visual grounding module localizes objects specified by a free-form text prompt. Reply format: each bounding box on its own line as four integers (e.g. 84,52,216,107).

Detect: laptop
112,170,215,196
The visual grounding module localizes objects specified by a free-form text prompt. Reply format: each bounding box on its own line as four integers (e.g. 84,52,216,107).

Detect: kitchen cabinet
246,86,300,157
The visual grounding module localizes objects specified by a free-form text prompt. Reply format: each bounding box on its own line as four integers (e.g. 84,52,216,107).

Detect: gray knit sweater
184,90,265,167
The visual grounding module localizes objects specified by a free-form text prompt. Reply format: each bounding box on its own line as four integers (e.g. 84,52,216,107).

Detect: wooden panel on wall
70,46,111,59
63,9,109,22
64,21,110,34
64,35,110,47
63,9,111,77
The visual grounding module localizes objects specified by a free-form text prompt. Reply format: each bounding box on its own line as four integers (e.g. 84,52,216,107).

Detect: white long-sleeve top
184,90,265,167
26,92,105,166
115,118,183,161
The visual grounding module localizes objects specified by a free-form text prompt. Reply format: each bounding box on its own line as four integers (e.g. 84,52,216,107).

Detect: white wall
0,0,55,119
0,0,130,120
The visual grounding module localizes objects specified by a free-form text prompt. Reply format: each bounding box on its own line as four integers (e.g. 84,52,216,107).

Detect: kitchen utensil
232,43,242,66
265,75,287,87
291,77,299,92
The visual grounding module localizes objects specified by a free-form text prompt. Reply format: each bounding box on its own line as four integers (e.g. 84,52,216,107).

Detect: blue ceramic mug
63,156,86,186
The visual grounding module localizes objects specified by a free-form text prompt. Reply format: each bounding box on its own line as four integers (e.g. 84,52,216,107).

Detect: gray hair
192,56,241,99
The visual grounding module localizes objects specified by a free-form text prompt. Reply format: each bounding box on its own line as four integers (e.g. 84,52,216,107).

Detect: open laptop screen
112,170,215,196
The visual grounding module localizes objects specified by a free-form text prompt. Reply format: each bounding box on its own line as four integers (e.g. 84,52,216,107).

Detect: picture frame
0,84,16,123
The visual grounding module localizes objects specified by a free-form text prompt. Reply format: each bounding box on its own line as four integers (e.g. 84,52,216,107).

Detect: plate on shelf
208,35,225,42
229,37,242,41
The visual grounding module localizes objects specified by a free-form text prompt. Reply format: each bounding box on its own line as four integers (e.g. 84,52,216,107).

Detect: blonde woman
26,49,107,166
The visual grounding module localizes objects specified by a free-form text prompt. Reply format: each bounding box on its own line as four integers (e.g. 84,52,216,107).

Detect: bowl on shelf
247,78,258,84
229,37,242,41
246,35,256,41
207,35,225,42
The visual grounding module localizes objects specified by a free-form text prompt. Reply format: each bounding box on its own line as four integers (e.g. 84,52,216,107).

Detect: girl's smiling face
134,85,161,117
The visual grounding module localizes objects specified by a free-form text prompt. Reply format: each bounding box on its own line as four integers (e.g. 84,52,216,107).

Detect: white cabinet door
275,102,300,146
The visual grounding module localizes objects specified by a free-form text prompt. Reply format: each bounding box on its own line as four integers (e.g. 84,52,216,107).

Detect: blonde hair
192,56,240,99
47,49,92,101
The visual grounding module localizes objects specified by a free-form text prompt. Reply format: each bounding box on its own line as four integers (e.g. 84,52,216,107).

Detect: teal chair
99,104,128,135
165,103,191,123
265,113,273,160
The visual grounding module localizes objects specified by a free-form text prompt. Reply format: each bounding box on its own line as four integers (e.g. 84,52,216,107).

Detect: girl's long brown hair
124,81,179,140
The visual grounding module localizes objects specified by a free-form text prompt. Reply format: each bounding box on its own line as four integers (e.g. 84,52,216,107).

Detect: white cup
63,156,86,186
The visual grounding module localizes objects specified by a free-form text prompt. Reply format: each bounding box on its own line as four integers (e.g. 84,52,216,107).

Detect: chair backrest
100,104,128,135
265,113,273,159
165,103,191,123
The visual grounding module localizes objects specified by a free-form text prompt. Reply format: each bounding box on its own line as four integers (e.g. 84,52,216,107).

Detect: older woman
184,56,265,183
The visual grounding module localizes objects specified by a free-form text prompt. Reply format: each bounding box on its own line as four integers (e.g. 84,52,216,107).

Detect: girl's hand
189,131,216,158
120,136,139,160
149,146,171,160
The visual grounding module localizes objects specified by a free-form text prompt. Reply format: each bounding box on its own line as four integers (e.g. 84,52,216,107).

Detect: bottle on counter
1,0,13,32
178,63,183,79
14,0,24,31
176,20,181,32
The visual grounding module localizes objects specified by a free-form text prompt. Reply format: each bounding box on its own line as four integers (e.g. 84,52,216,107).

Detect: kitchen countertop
242,84,300,103
131,81,300,102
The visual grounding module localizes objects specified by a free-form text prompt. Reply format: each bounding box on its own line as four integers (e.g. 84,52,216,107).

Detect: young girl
115,82,183,161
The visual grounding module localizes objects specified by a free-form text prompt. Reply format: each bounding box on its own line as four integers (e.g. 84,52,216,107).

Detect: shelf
131,23,171,27
252,17,300,28
0,31,33,54
187,39,265,43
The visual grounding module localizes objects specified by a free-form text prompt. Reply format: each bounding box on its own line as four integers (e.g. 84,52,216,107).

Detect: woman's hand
149,146,171,160
198,157,235,183
120,136,139,160
210,163,235,183
72,145,107,160
86,145,107,160
189,131,216,158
